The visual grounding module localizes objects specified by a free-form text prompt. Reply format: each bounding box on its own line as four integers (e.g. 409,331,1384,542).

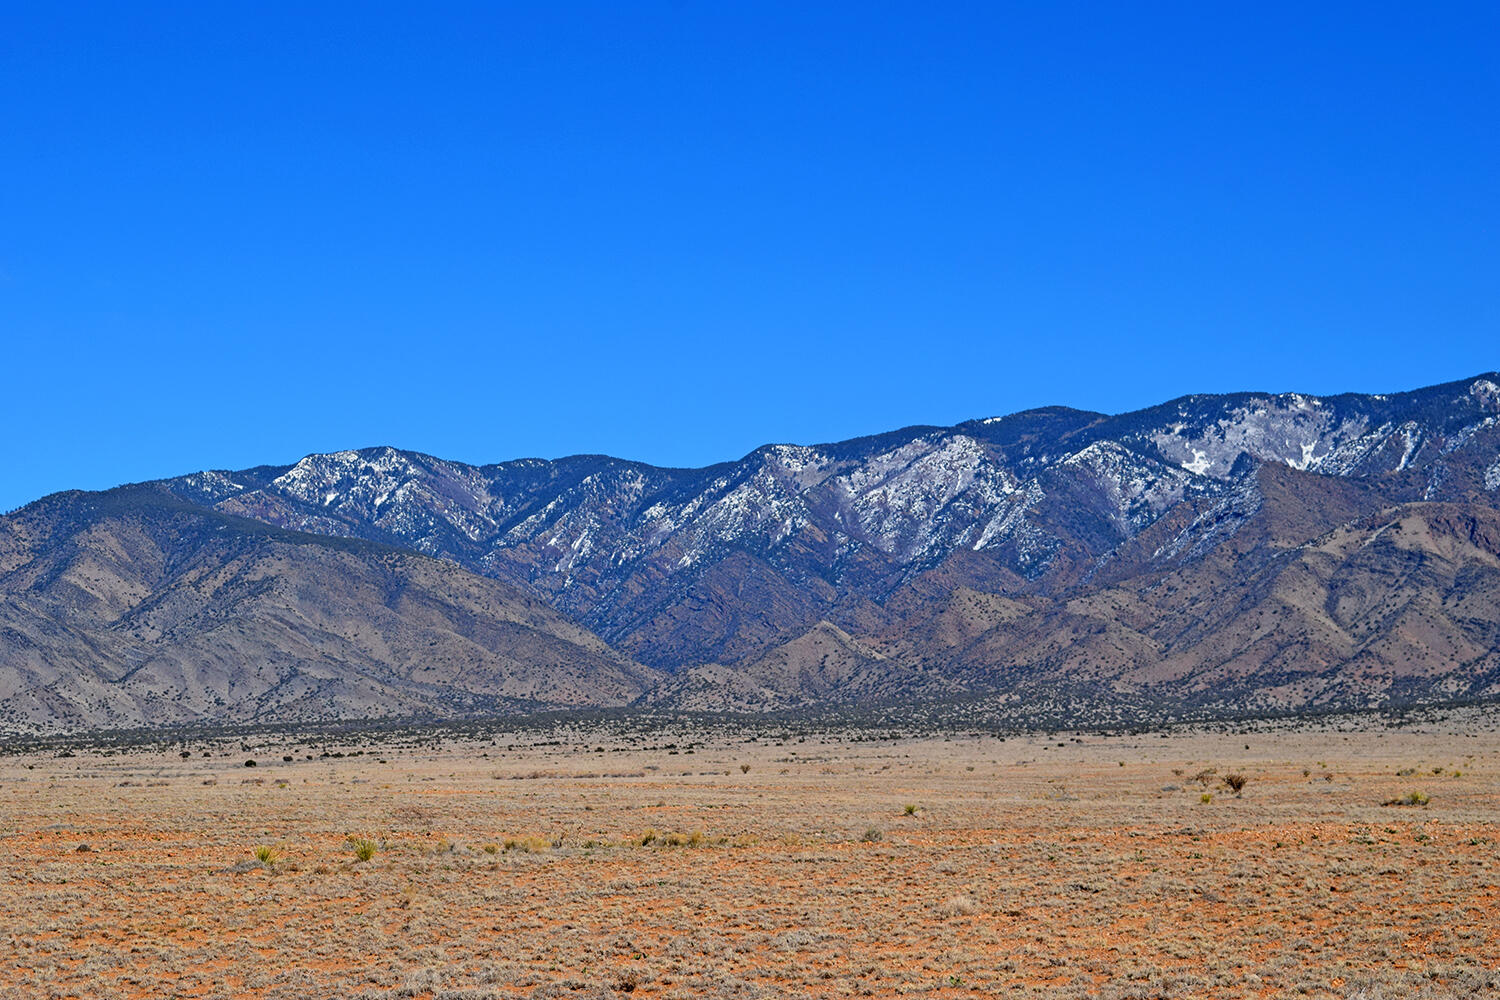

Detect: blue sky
3,3,1496,511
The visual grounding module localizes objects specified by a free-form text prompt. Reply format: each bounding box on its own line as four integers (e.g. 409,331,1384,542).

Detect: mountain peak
6,373,1500,733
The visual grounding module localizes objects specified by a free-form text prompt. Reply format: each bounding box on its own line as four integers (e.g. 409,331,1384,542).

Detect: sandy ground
1,713,1497,999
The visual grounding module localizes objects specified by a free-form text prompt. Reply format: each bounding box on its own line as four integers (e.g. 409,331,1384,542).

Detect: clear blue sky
3,3,1495,511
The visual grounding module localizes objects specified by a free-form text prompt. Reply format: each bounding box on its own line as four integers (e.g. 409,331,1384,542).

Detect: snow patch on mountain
176,471,244,502
1154,475,1263,562
1472,379,1500,412
1060,441,1198,531
835,435,1016,559
1441,416,1497,455
1148,396,1371,480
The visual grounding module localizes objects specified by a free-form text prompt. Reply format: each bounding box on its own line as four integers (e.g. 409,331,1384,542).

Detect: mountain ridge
4,372,1499,733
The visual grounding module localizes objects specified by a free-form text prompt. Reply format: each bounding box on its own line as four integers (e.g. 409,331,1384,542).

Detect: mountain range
4,373,1499,734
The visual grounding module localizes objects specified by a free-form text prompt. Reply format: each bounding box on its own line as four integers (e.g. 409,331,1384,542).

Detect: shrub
938,894,980,918
860,827,883,843
482,843,499,855
349,837,378,862
1384,791,1430,807
740,764,751,774
904,804,918,816
1200,793,1213,804
253,845,280,865
1222,773,1248,795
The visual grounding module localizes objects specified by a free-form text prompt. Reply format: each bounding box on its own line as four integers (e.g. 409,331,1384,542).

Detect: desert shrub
636,828,659,847
860,827,883,842
740,764,751,774
938,894,980,917
502,835,552,853
482,843,499,855
1222,773,1248,794
1200,793,1213,804
904,804,918,816
1384,791,1430,807
1193,768,1217,786
253,845,280,865
349,837,378,861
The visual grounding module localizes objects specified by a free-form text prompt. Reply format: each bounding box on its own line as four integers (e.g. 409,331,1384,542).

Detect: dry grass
0,717,1497,998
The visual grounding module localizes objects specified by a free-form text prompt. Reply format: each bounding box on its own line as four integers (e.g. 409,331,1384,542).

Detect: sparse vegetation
3,716,1497,1000
349,836,378,861
1222,773,1248,795
252,845,280,865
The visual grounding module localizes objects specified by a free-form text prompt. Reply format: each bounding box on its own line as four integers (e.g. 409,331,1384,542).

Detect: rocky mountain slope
4,373,1499,732
0,489,658,732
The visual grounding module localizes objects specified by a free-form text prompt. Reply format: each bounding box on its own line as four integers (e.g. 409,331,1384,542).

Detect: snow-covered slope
151,374,1500,669
7,373,1500,731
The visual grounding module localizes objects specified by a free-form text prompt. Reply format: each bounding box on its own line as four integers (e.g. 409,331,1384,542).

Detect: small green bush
349,837,378,862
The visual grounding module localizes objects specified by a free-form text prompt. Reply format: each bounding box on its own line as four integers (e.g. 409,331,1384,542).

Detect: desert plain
1,711,1497,1000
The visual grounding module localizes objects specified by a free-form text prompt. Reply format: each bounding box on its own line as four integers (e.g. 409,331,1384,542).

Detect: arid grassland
1,714,1497,999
